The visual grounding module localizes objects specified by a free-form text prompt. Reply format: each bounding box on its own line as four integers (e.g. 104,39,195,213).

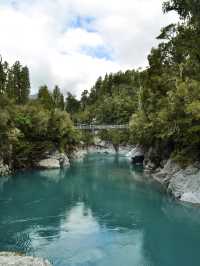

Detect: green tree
38,85,53,110
0,56,9,95
65,92,80,115
5,61,30,104
52,85,65,110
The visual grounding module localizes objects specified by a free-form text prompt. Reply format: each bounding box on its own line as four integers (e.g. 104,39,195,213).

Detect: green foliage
2,0,200,168
38,85,53,110
48,110,76,145
0,85,79,170
72,70,141,145
52,85,65,110
13,140,55,169
76,70,140,124
163,0,200,21
65,92,80,116
6,61,30,104
38,85,65,111
80,131,94,146
129,0,200,163
99,129,130,151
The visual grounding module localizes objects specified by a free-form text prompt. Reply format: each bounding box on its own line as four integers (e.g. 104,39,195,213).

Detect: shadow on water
0,154,200,265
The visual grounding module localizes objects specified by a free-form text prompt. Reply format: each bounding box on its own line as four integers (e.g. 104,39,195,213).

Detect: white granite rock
37,151,70,169
37,158,60,169
0,252,52,266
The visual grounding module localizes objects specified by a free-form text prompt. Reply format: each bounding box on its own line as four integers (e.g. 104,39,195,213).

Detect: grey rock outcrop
151,159,200,204
126,146,144,164
0,252,52,266
87,144,134,156
143,142,174,172
118,145,134,156
37,151,70,169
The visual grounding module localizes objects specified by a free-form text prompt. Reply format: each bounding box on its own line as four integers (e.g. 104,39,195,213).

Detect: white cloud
0,0,178,97
58,28,104,53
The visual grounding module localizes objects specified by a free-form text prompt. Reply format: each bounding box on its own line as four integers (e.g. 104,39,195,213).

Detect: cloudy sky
0,0,177,97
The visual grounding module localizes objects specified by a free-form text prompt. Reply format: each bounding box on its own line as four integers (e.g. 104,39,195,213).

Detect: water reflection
37,168,69,182
0,154,200,266
61,203,100,234
0,176,9,192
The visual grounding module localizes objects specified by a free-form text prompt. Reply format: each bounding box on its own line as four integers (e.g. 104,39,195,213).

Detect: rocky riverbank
150,160,200,205
87,141,134,156
2,142,200,206
0,159,11,177
70,142,135,161
0,150,70,177
72,144,200,205
128,146,200,205
0,140,133,176
0,252,52,266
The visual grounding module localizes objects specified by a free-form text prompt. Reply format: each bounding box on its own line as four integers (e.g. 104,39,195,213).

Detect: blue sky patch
70,16,96,32
81,45,113,60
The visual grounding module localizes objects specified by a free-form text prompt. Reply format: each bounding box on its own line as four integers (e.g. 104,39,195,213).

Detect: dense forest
0,60,79,170
1,0,200,170
69,0,200,165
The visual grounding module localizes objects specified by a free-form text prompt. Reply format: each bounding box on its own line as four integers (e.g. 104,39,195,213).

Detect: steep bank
2,141,200,206
0,149,70,177
128,146,200,205
150,160,200,205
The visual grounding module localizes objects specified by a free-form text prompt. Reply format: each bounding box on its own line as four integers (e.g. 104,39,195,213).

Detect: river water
0,154,200,266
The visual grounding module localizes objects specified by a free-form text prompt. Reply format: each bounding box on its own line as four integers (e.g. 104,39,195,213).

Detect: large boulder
0,252,52,266
126,146,144,164
37,151,70,169
37,158,60,169
168,164,200,204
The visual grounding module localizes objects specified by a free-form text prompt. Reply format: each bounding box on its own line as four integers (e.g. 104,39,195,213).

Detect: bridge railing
75,124,129,130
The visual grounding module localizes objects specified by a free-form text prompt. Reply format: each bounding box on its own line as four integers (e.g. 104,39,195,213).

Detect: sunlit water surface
1,154,200,266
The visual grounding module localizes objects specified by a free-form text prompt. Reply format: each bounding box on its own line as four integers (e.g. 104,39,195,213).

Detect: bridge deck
75,124,129,130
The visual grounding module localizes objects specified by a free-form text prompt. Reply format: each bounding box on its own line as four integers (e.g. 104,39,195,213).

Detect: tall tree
80,90,89,110
20,66,30,104
52,85,64,110
5,61,30,104
0,56,8,95
65,92,80,115
38,85,53,110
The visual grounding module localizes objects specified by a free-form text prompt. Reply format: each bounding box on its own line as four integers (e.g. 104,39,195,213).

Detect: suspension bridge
75,124,129,130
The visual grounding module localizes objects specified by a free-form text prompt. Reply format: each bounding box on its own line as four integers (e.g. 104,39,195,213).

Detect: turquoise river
0,154,200,266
